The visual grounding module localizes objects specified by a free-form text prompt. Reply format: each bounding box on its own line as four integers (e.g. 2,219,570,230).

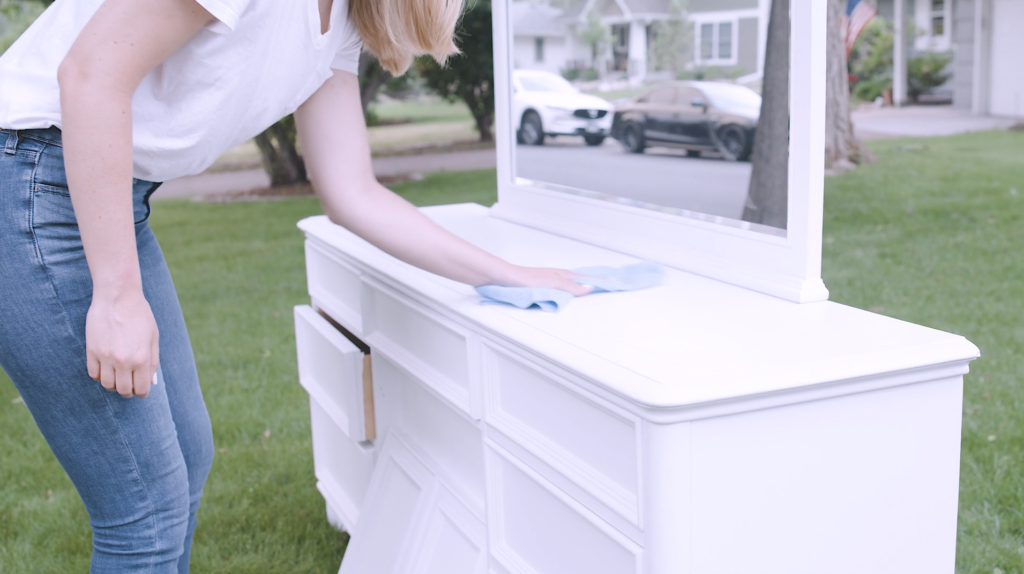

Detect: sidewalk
852,105,1019,140
154,148,497,200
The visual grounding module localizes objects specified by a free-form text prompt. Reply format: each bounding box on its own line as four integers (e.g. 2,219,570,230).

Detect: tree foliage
0,0,46,54
646,0,692,76
418,4,495,142
579,9,610,63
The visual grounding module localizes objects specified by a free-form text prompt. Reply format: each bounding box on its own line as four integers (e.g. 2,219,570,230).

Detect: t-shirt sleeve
195,0,252,31
330,18,363,75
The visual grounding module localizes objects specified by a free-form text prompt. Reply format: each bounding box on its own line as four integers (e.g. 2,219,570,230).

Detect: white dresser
294,203,978,574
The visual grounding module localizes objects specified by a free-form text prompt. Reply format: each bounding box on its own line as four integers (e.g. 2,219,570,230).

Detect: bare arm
59,0,214,398
295,72,590,293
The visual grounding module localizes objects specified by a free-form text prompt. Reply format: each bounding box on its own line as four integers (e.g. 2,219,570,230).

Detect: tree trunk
254,116,306,187
742,0,789,229
358,52,392,115
474,110,494,142
461,89,495,142
824,0,872,170
256,55,390,188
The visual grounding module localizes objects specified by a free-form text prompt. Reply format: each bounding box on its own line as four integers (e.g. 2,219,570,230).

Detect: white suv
512,70,614,146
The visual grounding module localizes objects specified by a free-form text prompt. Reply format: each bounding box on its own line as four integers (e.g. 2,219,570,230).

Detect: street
515,137,752,221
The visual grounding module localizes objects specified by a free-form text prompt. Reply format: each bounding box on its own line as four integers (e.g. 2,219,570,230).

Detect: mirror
509,0,790,235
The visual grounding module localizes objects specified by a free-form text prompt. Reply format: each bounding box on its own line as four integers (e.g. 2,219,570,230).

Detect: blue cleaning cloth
475,261,664,312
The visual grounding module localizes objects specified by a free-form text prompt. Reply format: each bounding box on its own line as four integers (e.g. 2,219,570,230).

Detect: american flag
842,0,878,56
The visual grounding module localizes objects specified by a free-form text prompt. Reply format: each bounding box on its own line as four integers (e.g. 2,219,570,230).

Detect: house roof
510,2,569,37
560,0,676,22
622,0,675,14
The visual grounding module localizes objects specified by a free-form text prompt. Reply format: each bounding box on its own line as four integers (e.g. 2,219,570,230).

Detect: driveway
154,148,498,200
516,137,751,220
853,105,1020,140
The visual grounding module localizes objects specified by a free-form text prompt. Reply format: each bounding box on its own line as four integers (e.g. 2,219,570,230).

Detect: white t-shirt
0,0,361,182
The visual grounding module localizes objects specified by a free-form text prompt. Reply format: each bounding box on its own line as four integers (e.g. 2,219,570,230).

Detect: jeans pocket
132,179,160,225
30,183,85,269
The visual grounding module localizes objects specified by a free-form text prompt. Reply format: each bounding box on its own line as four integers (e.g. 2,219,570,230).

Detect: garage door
990,0,1024,117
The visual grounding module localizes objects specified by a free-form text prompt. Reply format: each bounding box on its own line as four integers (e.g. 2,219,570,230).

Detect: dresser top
299,204,978,412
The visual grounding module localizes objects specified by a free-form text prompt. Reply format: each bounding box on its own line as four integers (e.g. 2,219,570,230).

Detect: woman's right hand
85,290,160,399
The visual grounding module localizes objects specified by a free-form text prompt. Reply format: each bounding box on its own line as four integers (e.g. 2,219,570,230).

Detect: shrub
561,66,598,82
849,19,894,102
908,51,953,101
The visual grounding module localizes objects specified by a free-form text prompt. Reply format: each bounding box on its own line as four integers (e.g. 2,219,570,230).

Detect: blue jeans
0,128,214,573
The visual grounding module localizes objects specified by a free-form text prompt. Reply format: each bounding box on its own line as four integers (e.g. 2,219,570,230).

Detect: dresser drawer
295,305,375,442
305,241,364,335
362,277,480,418
373,355,486,513
310,398,377,533
486,441,642,574
340,431,487,574
483,345,642,528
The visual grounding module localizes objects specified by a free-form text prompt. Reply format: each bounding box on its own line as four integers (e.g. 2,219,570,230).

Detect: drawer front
295,305,375,442
406,487,488,574
362,278,479,418
374,356,486,513
483,345,641,527
306,241,364,334
340,431,486,574
310,398,377,533
486,442,642,574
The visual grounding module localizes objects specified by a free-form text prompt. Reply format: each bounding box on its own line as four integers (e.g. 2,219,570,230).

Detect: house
510,0,770,85
876,0,1023,117
510,1,570,74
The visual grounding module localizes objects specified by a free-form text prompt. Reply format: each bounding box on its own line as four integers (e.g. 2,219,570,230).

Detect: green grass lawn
370,98,473,125
1,132,1023,572
823,131,1024,573
0,171,497,573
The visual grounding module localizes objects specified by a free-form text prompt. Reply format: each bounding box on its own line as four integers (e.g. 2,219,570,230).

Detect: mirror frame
489,0,828,303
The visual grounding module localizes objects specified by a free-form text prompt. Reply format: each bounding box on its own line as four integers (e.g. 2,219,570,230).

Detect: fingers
565,282,594,297
87,352,101,382
133,369,151,399
84,294,160,399
99,360,117,393
115,365,135,398
95,355,156,398
150,334,160,388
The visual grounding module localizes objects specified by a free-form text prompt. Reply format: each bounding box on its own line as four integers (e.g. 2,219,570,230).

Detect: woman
0,0,589,571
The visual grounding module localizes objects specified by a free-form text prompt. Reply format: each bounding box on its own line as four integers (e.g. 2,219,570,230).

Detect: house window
695,19,738,66
915,0,951,51
534,37,544,63
700,23,714,60
718,22,733,59
930,0,945,36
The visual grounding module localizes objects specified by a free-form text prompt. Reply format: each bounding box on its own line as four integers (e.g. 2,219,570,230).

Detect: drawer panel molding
362,277,482,419
305,241,364,335
373,355,487,513
485,441,643,574
483,344,643,526
341,431,487,574
295,305,375,442
309,398,377,533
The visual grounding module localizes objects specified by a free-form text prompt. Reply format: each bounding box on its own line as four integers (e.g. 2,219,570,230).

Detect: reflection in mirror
509,0,790,234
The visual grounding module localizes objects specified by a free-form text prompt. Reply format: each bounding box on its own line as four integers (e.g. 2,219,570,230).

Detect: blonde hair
350,0,465,76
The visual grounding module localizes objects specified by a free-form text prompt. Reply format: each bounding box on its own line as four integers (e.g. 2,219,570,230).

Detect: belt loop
2,130,17,155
